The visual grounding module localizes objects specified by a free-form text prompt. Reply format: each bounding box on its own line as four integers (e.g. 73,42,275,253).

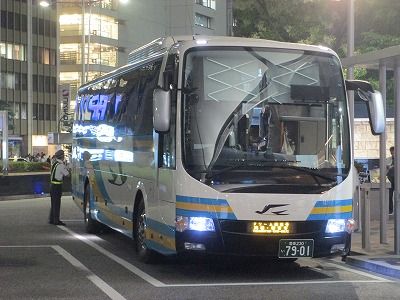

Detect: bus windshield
182,47,350,194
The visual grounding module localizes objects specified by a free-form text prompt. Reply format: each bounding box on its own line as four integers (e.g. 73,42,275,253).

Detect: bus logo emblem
256,204,289,215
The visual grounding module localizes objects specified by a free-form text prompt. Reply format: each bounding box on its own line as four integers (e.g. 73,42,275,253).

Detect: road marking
322,259,393,282
161,280,388,287
54,227,396,287
0,245,126,300
58,226,167,287
52,245,126,300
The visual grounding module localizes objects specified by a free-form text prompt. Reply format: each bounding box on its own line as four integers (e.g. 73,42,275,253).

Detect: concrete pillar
379,61,387,244
395,59,400,254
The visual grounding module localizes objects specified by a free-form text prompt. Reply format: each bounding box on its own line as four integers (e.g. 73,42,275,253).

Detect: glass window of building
42,48,50,64
14,103,20,120
60,72,81,95
21,103,27,120
1,73,15,89
195,13,211,28
195,0,216,9
85,14,118,39
1,42,28,61
60,43,81,64
85,43,117,67
60,14,82,36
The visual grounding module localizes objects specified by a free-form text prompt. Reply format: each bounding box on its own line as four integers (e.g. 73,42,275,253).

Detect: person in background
386,146,395,215
49,150,70,225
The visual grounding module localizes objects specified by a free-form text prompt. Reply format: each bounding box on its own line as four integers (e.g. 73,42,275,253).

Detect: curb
346,255,400,279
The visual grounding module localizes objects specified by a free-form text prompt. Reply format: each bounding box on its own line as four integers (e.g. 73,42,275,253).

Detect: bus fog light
184,242,206,251
175,216,215,232
330,243,345,254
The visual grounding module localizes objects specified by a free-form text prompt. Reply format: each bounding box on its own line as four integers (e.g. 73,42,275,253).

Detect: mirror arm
345,80,374,93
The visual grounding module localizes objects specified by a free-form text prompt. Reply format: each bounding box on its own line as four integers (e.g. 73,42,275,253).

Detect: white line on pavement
0,245,126,300
58,226,167,287
52,245,127,300
322,260,393,282
162,280,389,287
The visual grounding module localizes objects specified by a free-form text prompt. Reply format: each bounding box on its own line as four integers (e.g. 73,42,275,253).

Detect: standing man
49,150,69,225
387,146,395,215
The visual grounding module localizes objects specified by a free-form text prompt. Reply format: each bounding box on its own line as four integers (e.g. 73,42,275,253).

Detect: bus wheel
84,184,101,234
134,200,156,263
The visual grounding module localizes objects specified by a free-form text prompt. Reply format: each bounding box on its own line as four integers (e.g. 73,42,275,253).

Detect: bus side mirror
346,80,385,135
153,88,171,133
368,91,385,135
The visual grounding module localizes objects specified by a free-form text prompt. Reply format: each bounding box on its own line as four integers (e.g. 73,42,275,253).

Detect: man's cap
54,150,64,159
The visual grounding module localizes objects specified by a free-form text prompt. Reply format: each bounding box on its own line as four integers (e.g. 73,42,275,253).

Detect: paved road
0,197,399,300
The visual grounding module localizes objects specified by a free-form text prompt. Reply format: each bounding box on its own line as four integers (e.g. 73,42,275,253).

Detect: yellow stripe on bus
145,228,176,251
310,205,353,215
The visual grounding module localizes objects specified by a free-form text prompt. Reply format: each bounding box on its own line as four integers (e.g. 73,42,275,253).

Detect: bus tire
134,199,157,263
84,184,101,234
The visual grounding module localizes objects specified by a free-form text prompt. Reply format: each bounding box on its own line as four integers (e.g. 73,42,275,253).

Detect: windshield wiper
269,164,338,185
203,161,339,186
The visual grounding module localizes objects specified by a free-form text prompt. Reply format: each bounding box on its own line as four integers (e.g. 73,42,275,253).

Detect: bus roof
78,35,337,93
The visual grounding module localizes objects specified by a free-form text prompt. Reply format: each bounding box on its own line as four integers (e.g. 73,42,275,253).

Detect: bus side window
81,93,91,121
115,71,138,130
134,59,162,136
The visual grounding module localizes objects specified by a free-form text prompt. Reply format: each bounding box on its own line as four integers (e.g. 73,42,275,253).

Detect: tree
233,0,340,51
233,0,400,104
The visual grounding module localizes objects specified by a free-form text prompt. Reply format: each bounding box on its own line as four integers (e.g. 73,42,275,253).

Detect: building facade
1,0,58,157
1,0,229,156
60,0,229,111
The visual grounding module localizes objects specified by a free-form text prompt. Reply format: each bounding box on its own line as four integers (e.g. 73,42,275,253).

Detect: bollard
361,183,371,251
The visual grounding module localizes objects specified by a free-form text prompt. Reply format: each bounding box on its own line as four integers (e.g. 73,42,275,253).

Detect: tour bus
71,36,384,262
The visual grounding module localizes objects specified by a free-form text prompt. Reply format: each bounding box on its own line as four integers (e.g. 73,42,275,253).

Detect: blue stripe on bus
314,199,353,207
307,212,353,220
176,195,230,206
146,218,175,238
176,208,237,220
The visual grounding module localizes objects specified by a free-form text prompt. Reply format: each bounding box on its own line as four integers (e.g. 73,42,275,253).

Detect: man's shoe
55,221,66,226
48,221,54,225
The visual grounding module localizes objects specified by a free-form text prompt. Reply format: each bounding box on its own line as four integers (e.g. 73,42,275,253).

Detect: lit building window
0,42,26,61
60,72,81,100
59,14,83,36
195,0,216,10
60,43,82,64
85,14,118,40
195,13,211,28
85,43,117,67
60,13,118,39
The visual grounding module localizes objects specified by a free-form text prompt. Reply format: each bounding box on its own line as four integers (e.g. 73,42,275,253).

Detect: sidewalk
345,217,400,279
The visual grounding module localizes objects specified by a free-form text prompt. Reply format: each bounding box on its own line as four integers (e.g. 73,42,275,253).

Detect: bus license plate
278,239,314,258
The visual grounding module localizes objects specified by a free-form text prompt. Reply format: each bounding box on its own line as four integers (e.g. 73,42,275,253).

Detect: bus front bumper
175,220,351,258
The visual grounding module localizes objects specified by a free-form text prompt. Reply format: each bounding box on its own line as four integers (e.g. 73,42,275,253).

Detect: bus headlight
175,216,215,232
325,219,355,234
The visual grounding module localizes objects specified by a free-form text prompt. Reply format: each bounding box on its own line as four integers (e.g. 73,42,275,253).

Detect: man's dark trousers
389,180,394,214
49,184,63,224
